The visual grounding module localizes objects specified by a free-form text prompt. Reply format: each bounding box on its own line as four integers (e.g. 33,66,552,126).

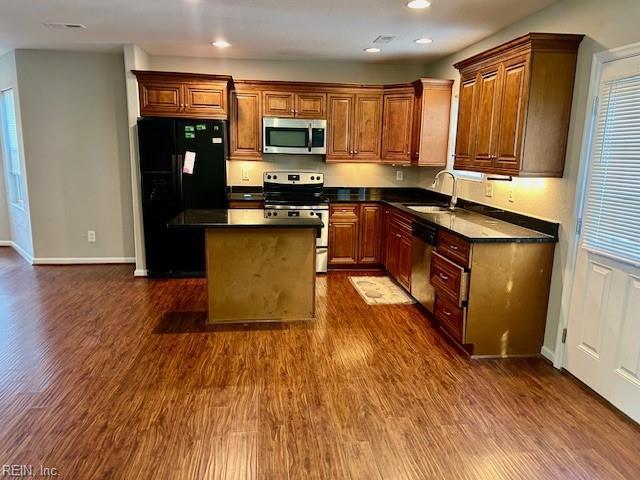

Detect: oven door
263,118,326,155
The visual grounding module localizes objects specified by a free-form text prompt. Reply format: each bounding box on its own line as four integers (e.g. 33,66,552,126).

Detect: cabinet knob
291,109,295,113
449,244,459,250
354,150,358,154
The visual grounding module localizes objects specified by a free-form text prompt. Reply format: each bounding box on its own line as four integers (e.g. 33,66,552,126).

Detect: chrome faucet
432,170,458,210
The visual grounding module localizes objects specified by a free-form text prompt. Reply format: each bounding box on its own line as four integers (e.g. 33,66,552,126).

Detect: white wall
417,0,640,357
14,50,133,261
0,137,11,242
0,50,33,259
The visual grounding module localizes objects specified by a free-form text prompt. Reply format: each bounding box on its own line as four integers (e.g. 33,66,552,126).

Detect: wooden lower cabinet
328,203,382,267
383,207,412,290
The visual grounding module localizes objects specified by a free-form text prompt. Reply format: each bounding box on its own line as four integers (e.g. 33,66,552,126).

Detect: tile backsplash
227,155,424,187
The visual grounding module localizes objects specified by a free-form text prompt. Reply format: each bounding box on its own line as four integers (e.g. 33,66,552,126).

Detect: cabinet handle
439,273,449,281
442,309,451,316
354,150,358,154
449,244,459,251
291,109,295,113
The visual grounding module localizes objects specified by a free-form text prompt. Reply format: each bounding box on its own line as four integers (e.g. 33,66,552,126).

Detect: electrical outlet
484,181,494,198
242,166,249,181
396,170,404,181
508,188,515,203
87,230,96,243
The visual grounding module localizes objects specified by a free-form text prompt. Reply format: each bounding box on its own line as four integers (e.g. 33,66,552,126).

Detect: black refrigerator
138,117,228,277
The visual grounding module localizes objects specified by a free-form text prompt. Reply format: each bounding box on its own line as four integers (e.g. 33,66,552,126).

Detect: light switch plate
508,188,515,203
396,170,404,181
242,167,249,181
484,181,494,198
87,230,96,243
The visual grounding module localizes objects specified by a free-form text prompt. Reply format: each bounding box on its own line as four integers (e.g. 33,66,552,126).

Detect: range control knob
273,175,278,180
267,212,272,217
310,176,315,180
267,175,272,180
273,212,278,216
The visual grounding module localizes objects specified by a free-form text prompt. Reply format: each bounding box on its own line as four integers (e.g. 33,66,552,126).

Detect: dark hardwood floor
0,247,639,479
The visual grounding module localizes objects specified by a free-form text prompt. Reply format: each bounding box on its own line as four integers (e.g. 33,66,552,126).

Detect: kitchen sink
405,205,453,214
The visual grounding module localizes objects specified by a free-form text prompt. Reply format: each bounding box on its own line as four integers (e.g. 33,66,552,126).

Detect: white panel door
566,54,640,423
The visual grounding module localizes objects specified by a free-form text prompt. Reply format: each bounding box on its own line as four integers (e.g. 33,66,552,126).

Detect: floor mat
349,276,415,305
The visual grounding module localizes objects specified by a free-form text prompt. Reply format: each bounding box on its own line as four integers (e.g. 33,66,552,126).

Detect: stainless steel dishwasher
411,220,437,313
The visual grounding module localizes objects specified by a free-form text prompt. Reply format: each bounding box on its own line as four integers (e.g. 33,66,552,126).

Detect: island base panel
206,228,316,323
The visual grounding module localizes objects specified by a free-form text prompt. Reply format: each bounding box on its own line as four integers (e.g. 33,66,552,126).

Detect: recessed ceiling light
364,47,381,53
211,40,231,48
406,0,431,9
415,37,433,44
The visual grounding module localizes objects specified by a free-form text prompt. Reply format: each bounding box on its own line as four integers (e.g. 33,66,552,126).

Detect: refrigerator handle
176,153,184,205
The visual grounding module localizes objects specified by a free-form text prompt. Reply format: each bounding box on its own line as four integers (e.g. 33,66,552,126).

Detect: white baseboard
134,268,148,277
541,346,556,364
4,241,34,264
32,257,136,265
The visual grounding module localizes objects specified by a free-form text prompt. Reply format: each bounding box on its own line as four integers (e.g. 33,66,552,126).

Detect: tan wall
149,54,431,187
417,0,640,354
15,50,134,260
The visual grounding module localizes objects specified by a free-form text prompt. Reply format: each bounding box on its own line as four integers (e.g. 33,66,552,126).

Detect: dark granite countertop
226,186,559,243
168,209,323,229
387,202,555,243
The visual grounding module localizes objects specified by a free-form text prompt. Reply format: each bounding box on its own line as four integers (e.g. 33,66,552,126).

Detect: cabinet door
139,81,183,116
295,92,326,118
453,75,478,170
183,83,227,118
382,94,414,164
263,91,295,117
358,204,382,264
494,56,529,174
472,66,502,169
385,224,400,277
397,232,412,290
328,217,359,265
353,94,383,162
230,90,262,161
326,94,355,161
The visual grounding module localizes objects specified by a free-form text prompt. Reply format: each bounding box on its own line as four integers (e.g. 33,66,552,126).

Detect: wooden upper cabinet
494,56,529,173
138,81,183,116
411,79,454,167
472,65,502,169
296,92,326,118
327,93,355,161
230,88,262,161
263,91,295,117
133,71,231,119
353,93,383,161
263,90,326,118
453,75,478,169
453,32,583,177
382,90,414,164
183,83,227,117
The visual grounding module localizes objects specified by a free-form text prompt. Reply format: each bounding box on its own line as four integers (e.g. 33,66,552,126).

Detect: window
582,70,640,265
0,88,25,207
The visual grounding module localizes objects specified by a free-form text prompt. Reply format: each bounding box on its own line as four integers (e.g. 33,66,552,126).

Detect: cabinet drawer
330,204,359,218
430,251,469,306
434,294,465,343
437,230,471,267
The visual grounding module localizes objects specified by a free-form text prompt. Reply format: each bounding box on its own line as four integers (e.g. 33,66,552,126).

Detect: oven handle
308,123,313,152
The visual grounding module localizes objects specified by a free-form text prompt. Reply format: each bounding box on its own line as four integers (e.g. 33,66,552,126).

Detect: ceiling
0,0,559,63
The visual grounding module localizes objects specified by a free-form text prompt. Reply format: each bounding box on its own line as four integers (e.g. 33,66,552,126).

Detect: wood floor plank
0,248,639,478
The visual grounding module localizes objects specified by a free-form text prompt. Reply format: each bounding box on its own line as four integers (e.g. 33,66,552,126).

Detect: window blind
583,73,640,265
0,89,21,176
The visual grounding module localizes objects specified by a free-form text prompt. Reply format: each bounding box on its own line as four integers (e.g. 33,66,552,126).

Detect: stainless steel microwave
263,118,327,155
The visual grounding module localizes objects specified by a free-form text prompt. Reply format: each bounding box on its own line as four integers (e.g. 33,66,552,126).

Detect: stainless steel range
263,171,329,273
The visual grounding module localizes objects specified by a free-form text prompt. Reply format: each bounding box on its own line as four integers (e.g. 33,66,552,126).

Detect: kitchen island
169,209,322,324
